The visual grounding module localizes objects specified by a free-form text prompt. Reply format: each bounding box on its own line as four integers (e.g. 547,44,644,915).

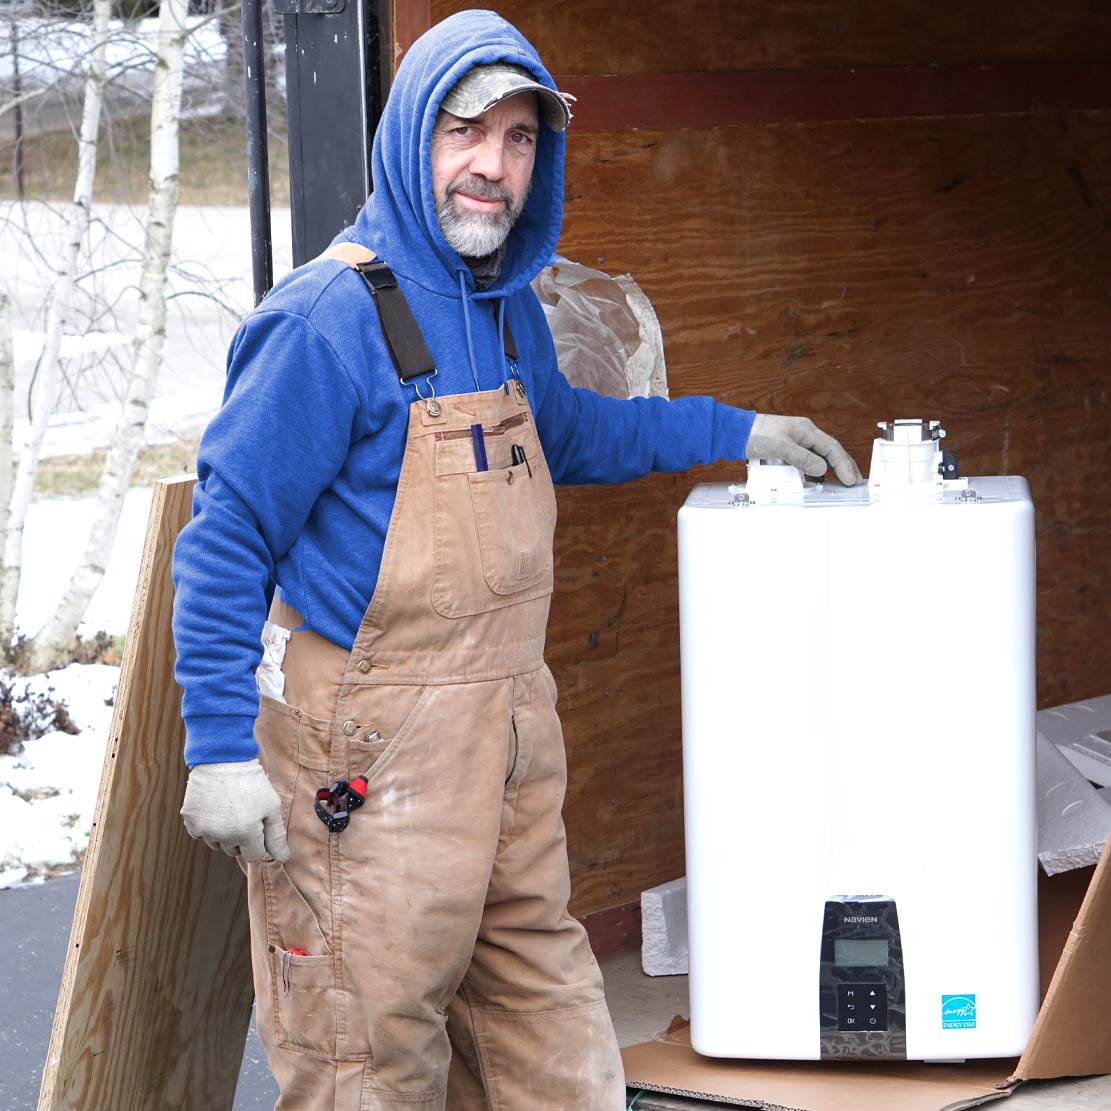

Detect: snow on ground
0,201,291,888
1,202,294,456
15,487,153,639
0,14,226,127
12,328,130,365
15,385,218,458
0,485,153,888
0,16,226,87
0,663,119,888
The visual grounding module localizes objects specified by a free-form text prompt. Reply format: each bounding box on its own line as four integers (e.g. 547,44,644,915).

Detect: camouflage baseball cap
441,63,575,132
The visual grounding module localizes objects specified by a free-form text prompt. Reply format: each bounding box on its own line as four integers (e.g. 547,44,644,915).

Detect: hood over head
344,10,565,301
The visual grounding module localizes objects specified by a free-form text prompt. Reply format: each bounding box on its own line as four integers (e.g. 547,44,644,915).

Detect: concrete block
641,876,688,977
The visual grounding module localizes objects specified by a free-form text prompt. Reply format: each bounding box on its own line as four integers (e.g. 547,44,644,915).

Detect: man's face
430,91,538,258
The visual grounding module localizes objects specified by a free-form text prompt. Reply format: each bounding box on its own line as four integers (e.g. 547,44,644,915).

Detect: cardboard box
625,707,1111,1111
623,835,1110,1109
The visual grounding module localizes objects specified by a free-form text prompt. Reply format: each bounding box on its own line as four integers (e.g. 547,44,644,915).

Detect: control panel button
837,984,888,1031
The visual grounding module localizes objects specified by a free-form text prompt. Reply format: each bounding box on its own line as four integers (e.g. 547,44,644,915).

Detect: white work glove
180,759,290,863
746,413,863,486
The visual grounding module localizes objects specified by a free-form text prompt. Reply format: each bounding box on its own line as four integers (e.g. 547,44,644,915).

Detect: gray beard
436,175,530,259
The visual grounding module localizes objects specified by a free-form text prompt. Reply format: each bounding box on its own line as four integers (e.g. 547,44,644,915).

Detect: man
172,10,861,1110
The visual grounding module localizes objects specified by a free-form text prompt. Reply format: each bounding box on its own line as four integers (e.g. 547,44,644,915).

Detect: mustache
447,175,513,204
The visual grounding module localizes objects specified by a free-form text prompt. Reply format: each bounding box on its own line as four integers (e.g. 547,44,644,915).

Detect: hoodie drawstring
458,271,483,393
496,300,521,393
457,271,519,396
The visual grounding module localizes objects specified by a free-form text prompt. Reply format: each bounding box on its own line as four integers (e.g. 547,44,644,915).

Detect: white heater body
679,421,1039,1062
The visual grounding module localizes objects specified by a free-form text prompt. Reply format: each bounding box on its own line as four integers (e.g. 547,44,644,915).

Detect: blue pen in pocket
471,423,489,472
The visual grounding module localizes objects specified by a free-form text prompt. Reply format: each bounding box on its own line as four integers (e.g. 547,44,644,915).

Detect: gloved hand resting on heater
746,414,863,486
180,759,290,863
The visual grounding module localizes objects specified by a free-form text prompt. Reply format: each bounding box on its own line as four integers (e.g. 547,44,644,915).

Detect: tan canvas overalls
242,245,626,1110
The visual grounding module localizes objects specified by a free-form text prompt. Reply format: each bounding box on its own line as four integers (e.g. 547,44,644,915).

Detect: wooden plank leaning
38,474,254,1111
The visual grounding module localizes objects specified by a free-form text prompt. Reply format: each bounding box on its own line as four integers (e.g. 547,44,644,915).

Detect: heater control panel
819,896,906,1059
837,983,888,1030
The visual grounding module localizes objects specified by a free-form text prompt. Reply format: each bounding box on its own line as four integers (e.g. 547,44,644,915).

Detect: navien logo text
842,916,879,924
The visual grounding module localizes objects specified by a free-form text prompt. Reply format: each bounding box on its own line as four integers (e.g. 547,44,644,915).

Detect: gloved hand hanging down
180,759,290,863
746,414,863,486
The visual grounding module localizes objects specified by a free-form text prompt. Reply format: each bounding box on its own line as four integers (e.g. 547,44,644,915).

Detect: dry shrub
71,631,122,666
0,676,80,757
3,630,122,674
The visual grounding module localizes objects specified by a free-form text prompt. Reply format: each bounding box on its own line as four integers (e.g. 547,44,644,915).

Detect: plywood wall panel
550,111,1110,914
39,477,252,1111
430,0,1111,73
550,475,690,915
413,0,1111,918
559,114,1108,469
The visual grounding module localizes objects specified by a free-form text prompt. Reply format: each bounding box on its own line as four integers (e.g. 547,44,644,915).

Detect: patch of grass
20,859,86,882
12,786,61,802
33,433,201,498
0,111,290,207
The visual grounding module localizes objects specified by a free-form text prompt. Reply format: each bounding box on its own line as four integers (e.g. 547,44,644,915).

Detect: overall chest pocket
432,421,556,618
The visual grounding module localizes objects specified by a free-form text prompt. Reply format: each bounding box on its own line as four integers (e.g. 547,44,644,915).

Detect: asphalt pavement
8,873,1110,1111
0,872,278,1111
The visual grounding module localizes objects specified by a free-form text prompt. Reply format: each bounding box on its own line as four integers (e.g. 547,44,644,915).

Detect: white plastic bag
530,256,668,400
256,621,291,702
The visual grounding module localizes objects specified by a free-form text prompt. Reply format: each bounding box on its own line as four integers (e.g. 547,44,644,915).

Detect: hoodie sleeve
171,309,363,767
523,296,756,484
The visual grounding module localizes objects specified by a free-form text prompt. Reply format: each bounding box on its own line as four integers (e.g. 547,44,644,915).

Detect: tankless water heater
679,419,1038,1062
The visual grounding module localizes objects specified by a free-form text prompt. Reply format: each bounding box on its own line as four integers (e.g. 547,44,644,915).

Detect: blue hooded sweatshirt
171,9,755,767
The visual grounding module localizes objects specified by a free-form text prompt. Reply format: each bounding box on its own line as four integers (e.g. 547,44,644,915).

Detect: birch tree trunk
30,0,190,671
0,296,14,620
0,0,111,650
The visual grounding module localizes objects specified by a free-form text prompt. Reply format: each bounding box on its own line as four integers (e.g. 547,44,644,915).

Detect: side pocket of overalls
255,695,341,1058
254,687,429,1061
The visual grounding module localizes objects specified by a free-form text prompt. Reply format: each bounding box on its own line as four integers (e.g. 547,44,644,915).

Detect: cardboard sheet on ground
623,834,1111,1110
623,1018,1016,1110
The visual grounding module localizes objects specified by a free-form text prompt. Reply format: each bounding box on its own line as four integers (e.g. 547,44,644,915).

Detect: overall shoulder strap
502,316,518,361
315,244,520,383
316,243,435,386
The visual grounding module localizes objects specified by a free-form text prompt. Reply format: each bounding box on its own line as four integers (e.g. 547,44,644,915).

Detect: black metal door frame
242,0,389,302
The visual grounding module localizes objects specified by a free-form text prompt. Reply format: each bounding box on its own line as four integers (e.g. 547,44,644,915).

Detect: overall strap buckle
354,261,437,387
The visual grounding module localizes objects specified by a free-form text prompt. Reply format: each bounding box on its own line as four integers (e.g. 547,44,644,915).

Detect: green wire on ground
626,1091,643,1110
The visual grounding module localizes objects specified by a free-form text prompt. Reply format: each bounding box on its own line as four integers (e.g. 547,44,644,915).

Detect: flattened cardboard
622,1020,1016,1110
1018,833,1111,1080
623,836,1111,1109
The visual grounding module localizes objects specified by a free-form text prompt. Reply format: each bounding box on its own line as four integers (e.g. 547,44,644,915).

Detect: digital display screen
834,938,889,967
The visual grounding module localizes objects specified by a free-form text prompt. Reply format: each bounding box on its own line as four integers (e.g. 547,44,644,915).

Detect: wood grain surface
554,109,1110,915
418,0,1111,919
38,476,254,1111
558,65,1111,132
391,0,431,71
551,476,690,915
432,0,1111,74
363,0,1109,925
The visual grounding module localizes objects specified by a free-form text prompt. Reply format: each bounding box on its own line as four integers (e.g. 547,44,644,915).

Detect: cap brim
443,77,572,132
486,82,571,132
